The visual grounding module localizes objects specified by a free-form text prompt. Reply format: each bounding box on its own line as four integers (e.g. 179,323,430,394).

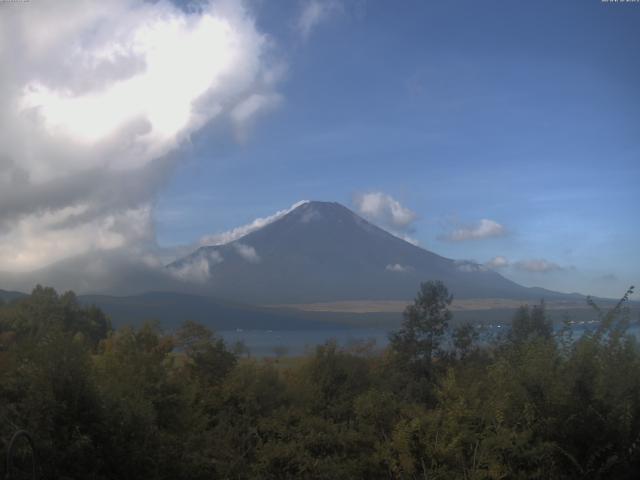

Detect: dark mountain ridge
0,288,27,303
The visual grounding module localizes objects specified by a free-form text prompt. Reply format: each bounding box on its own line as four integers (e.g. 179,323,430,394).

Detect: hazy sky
1,0,638,298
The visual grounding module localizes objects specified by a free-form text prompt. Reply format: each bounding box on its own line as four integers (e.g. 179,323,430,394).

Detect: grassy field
265,298,616,314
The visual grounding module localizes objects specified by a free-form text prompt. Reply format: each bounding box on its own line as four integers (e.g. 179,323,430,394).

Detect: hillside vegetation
1,283,639,479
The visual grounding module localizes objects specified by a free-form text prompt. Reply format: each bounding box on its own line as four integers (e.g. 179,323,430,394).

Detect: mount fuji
169,201,576,305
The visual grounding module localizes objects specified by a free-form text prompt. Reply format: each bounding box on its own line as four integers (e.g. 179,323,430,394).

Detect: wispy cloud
454,260,488,272
385,263,413,273
297,0,342,39
395,233,420,246
172,257,211,283
169,250,223,283
597,273,618,282
484,256,571,274
514,259,565,273
440,219,506,242
234,243,261,263
231,93,282,142
199,200,308,246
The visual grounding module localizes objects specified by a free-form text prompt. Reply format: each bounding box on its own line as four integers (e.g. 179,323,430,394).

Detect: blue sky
2,0,636,298
151,0,639,298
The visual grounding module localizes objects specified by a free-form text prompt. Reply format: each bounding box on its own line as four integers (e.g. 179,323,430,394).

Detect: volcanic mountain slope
169,201,578,304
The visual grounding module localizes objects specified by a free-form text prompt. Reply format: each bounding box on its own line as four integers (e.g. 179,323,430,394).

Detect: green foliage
388,281,453,403
1,284,640,479
452,322,480,360
508,301,553,344
0,285,111,348
390,280,453,364
175,320,237,385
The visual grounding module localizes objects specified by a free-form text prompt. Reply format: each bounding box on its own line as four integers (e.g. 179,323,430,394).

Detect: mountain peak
289,200,353,216
285,200,360,223
255,200,402,246
299,200,340,208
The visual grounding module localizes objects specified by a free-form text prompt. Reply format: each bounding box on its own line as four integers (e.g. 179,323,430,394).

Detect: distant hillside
0,288,27,303
78,291,350,331
169,201,585,304
2,287,633,332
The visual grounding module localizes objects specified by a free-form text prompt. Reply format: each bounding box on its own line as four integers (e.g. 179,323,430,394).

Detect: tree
0,285,111,349
452,323,479,360
299,341,371,422
508,301,552,344
175,320,237,386
389,281,453,383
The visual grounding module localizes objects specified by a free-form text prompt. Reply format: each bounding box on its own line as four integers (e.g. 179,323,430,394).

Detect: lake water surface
220,322,640,357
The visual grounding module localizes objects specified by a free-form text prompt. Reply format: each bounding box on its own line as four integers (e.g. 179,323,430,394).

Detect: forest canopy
0,282,639,479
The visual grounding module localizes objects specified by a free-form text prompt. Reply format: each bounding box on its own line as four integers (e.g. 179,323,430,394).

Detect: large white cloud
353,192,417,231
486,255,509,269
0,0,282,272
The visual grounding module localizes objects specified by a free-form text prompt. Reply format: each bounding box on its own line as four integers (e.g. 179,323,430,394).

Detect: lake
220,321,640,357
